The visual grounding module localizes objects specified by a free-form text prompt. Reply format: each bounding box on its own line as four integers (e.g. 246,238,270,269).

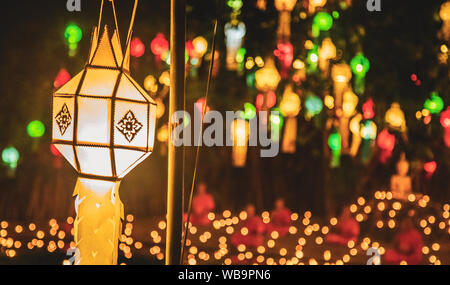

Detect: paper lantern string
181,19,218,264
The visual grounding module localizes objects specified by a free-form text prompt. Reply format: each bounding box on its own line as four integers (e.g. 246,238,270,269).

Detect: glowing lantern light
195,97,210,115
227,0,243,11
242,103,257,120
362,98,375,119
231,119,250,167
342,91,358,118
349,114,362,157
350,53,370,94
318,38,336,76
256,91,277,111
313,12,333,32
360,120,377,140
441,107,450,148
27,120,45,138
424,92,444,114
304,94,323,117
143,75,158,93
274,0,297,40
307,46,319,72
377,128,395,163
308,0,327,14
54,69,72,89
2,147,19,169
224,21,246,71
424,161,437,179
274,42,293,78
192,36,208,58
328,131,341,168
65,23,82,54
157,124,169,156
385,103,406,132
52,25,157,265
130,37,145,58
150,33,169,59
439,1,450,41
331,63,352,110
270,108,283,142
255,57,281,93
280,85,300,153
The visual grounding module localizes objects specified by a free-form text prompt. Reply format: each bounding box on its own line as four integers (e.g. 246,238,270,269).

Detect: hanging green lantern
2,146,19,169
350,53,370,78
27,120,45,138
424,92,444,114
305,94,323,116
313,12,333,32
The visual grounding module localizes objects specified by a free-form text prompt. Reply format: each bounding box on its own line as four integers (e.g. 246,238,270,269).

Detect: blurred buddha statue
390,153,412,200
183,182,215,226
265,198,291,237
231,204,265,248
325,206,360,246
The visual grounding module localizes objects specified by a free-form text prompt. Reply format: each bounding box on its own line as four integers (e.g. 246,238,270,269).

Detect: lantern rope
180,19,218,264
110,0,121,47
97,0,104,38
125,0,139,52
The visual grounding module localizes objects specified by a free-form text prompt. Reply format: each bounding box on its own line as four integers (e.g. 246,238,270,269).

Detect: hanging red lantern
256,91,277,111
377,128,395,163
274,42,293,78
424,161,437,179
362,98,375,119
130,37,145,58
54,68,71,89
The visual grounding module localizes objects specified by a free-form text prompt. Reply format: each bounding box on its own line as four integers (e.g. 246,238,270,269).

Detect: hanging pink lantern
362,98,375,119
274,42,293,78
424,161,437,179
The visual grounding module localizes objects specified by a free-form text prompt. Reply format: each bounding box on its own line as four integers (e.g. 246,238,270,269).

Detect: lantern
331,63,352,111
192,36,208,58
385,103,406,132
318,38,336,76
424,92,444,114
424,161,437,179
350,53,370,94
231,119,250,167
65,23,82,55
360,120,377,164
274,0,297,40
280,85,300,153
349,113,362,157
242,103,257,120
27,120,45,138
255,57,280,92
439,1,450,42
313,12,333,32
308,0,327,14
440,107,450,147
274,42,293,78
130,37,145,58
362,98,375,119
304,94,323,117
270,108,284,142
54,68,72,89
328,131,341,168
2,146,19,169
224,21,246,71
377,128,395,163
157,124,169,156
150,33,169,61
52,26,157,264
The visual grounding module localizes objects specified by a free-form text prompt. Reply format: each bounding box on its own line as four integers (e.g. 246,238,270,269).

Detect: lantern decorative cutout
52,25,157,265
231,119,250,167
385,103,406,132
331,63,352,111
440,107,450,147
439,1,450,42
349,113,362,157
318,38,336,76
279,85,300,153
274,0,297,41
224,21,246,71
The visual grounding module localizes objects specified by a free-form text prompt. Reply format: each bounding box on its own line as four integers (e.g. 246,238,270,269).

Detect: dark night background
0,0,448,222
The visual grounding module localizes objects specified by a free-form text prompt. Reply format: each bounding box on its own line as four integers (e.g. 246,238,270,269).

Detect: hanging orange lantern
331,63,352,111
274,0,297,40
52,14,157,264
385,102,406,132
318,38,336,76
439,1,450,42
231,119,250,167
279,85,300,153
